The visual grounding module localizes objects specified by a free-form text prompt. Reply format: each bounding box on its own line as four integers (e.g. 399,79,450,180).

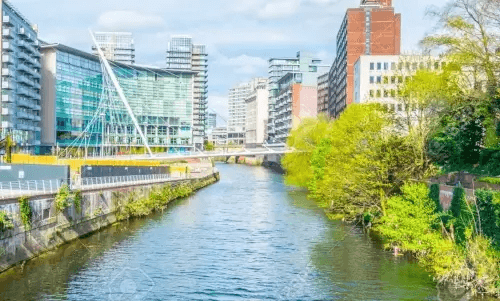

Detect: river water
0,164,484,300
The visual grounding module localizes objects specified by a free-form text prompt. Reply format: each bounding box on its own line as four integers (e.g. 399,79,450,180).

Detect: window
398,76,404,83
391,62,396,70
376,76,382,84
369,90,375,97
391,90,396,97
391,76,396,84
398,104,403,111
383,76,389,84
370,76,375,84
376,90,381,98
384,90,389,97
377,62,382,70
384,62,389,70
412,63,418,70
370,62,375,70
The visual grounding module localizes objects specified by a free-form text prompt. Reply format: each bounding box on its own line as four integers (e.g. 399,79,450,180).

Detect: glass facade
42,44,195,155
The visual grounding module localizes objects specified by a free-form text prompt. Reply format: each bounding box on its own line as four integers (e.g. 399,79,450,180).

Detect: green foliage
0,211,13,231
73,190,82,213
450,186,475,248
377,184,443,253
429,184,442,212
477,177,500,185
475,190,500,250
18,196,32,229
204,141,215,151
55,184,71,212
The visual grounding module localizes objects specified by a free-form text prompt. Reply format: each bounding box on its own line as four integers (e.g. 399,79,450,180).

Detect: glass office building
40,43,195,155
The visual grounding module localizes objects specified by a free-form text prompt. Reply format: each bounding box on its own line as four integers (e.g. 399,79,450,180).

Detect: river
0,164,483,300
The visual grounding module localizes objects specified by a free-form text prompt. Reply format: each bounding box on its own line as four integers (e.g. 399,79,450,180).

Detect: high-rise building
328,0,401,118
207,112,217,130
317,72,329,115
40,43,196,155
92,32,135,65
245,78,269,147
166,36,208,150
267,52,326,143
227,82,251,145
1,0,42,154
274,67,326,144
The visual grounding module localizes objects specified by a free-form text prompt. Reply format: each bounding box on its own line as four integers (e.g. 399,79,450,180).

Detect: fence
0,173,190,200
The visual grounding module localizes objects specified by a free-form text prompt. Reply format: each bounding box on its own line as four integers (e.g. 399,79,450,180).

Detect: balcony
18,51,31,62
1,108,9,115
2,41,13,52
18,62,31,74
2,68,14,77
31,93,41,101
2,29,13,39
33,104,41,111
17,87,30,97
34,127,41,132
2,80,13,89
17,111,30,120
33,115,41,121
2,93,13,103
18,27,28,37
2,121,13,129
18,76,35,87
2,16,13,27
2,54,13,64
18,98,33,109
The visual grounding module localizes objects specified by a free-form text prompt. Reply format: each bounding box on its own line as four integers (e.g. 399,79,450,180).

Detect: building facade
207,127,227,146
92,32,135,65
40,43,196,155
207,112,216,130
227,81,251,145
353,54,444,111
328,0,401,118
317,72,329,115
267,52,326,143
1,0,42,154
245,78,269,147
166,36,208,150
274,72,320,144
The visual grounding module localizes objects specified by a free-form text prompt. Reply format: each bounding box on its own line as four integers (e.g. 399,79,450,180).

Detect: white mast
89,29,154,157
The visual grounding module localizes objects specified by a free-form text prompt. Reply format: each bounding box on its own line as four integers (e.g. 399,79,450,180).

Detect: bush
475,189,500,249
55,184,71,212
477,177,500,185
19,196,32,229
73,190,82,213
429,184,442,212
450,186,475,248
0,211,13,231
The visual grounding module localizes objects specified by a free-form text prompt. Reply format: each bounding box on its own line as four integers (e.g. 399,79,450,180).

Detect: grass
477,177,500,185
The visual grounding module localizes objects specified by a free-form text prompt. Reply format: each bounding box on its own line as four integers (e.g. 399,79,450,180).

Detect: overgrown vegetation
73,190,82,214
55,184,71,212
18,196,32,229
0,211,14,231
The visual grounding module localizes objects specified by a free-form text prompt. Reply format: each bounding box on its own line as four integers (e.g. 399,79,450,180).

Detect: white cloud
207,94,229,123
217,54,268,75
258,0,301,19
98,10,165,30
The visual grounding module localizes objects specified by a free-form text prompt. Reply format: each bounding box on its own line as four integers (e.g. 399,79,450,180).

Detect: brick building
328,0,401,118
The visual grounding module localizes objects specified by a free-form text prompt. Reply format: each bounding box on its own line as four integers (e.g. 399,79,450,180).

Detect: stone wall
0,173,219,273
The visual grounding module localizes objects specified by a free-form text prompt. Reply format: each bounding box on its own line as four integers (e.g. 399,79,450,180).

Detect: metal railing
0,173,191,200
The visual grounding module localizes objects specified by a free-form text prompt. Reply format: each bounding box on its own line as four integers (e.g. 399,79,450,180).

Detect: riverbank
0,172,219,274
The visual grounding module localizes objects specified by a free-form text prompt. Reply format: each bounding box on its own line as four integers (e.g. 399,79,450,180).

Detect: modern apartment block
227,82,251,145
353,54,444,111
1,0,42,154
92,32,135,65
166,36,208,150
207,112,217,130
267,52,326,143
317,72,329,115
245,78,269,147
207,127,227,146
40,43,196,155
274,68,324,144
328,0,401,118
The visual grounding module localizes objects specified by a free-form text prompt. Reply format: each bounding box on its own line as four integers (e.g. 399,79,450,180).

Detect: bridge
99,145,293,161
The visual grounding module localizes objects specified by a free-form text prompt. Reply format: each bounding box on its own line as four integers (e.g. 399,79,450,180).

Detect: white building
245,79,269,147
207,127,227,146
92,32,135,65
354,55,445,112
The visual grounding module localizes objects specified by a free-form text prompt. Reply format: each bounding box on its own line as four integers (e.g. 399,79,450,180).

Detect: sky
11,0,447,123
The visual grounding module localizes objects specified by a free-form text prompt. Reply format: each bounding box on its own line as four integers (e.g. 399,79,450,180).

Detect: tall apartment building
40,43,196,155
227,82,251,145
207,112,217,130
166,36,208,150
1,0,42,154
245,78,269,147
328,0,401,118
92,32,135,65
267,52,326,143
317,72,329,115
274,68,325,144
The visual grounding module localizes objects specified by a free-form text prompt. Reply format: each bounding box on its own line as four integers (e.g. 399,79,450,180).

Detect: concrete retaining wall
0,173,219,273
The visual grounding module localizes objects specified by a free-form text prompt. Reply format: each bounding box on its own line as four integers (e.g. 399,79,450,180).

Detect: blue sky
12,0,447,121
